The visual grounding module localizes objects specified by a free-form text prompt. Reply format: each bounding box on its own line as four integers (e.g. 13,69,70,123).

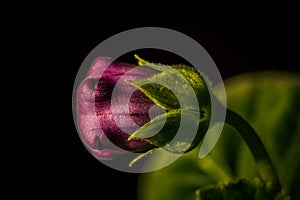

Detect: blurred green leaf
138,71,300,200
196,178,290,200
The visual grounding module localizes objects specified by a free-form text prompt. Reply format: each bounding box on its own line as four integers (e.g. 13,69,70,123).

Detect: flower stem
225,109,281,191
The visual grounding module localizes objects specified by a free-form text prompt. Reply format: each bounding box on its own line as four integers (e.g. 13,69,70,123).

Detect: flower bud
77,57,156,159
76,56,211,160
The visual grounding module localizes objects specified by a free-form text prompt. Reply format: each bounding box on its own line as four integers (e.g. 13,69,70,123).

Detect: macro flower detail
76,55,211,160
75,54,291,199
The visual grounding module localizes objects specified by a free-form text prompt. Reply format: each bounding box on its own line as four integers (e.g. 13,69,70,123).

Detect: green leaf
127,66,203,111
170,64,211,110
129,148,160,167
129,109,209,153
127,56,212,154
127,79,180,110
129,55,211,113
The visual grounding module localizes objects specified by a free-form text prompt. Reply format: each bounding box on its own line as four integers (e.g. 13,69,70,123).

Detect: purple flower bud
77,58,156,160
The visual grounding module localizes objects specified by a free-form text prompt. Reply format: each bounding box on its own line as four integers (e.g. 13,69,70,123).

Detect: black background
16,2,299,200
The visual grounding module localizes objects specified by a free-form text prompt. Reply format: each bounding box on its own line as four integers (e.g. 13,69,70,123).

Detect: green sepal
129,109,209,153
129,55,211,113
127,55,212,154
127,75,180,110
170,63,211,111
129,148,160,167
